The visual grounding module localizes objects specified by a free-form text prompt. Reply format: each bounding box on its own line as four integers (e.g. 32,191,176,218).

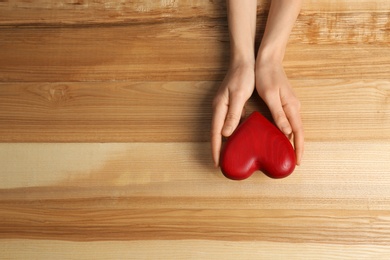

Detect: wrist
229,49,255,70
256,43,285,66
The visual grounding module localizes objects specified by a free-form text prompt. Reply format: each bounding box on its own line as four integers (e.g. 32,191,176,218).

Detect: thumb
265,95,292,136
222,96,246,137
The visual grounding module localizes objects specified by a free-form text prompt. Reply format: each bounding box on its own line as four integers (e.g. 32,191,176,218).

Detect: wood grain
0,80,388,142
0,1,389,82
3,240,390,260
1,0,390,258
1,0,389,25
2,206,390,244
0,141,390,245
1,142,390,210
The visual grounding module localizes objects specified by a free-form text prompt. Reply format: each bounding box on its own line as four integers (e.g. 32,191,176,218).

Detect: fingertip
214,161,220,168
296,157,301,166
222,125,233,137
211,135,221,168
295,143,304,166
212,149,220,168
282,125,292,136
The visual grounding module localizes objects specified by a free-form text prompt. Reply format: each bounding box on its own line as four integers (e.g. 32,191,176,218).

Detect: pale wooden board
1,142,390,247
0,80,389,142
3,240,390,260
1,142,390,210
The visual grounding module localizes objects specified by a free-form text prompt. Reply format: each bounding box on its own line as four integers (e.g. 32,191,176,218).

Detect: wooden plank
1,142,390,211
0,28,388,82
0,7,389,82
297,79,390,141
0,142,390,246
293,12,390,44
0,81,215,142
303,0,390,12
0,0,229,26
284,44,390,79
2,206,390,244
0,24,228,82
2,240,390,259
1,0,389,26
0,80,389,142
1,9,388,47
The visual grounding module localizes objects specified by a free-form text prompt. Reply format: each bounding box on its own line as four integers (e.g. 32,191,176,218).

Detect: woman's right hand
211,62,255,167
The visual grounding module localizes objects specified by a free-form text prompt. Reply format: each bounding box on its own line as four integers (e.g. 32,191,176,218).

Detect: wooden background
1,0,390,258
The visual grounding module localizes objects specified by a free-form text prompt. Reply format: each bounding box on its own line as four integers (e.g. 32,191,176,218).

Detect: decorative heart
220,111,296,180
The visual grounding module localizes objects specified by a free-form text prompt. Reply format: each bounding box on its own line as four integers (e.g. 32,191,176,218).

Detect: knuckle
229,90,247,103
210,125,223,138
284,96,301,112
260,88,277,100
291,98,301,111
292,97,302,110
212,96,223,109
225,112,241,123
274,110,287,123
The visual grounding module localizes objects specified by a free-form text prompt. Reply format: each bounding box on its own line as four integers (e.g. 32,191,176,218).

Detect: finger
222,95,246,137
294,129,304,166
291,119,304,166
284,103,304,165
211,100,228,167
263,91,292,136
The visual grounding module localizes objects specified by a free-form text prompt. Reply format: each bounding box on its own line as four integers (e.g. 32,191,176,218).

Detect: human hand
211,63,255,167
255,60,304,165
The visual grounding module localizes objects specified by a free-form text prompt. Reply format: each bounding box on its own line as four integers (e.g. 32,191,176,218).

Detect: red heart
220,111,296,180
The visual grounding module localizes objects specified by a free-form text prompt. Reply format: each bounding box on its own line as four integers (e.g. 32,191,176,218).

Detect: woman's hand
254,0,304,165
255,59,304,165
211,62,255,167
211,0,304,167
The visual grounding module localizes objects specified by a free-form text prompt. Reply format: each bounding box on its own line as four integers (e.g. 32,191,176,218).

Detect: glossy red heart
220,111,296,180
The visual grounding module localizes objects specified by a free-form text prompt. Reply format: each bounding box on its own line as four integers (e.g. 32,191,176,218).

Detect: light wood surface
1,0,390,258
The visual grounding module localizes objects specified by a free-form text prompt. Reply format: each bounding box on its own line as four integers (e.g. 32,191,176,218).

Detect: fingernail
223,126,233,136
283,126,292,135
